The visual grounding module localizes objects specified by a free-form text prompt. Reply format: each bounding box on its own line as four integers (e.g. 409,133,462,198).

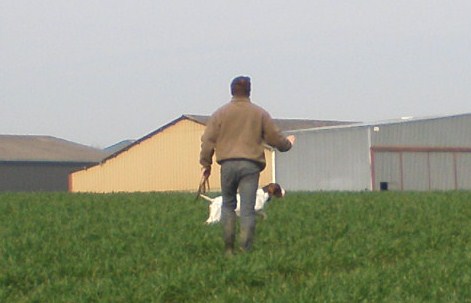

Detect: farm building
275,113,471,191
0,135,107,192
69,114,352,193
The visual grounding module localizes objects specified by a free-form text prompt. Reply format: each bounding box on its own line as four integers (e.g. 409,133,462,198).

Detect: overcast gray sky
2,1,470,147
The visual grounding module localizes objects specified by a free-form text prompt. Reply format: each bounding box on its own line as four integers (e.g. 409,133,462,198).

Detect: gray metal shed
276,113,471,191
0,135,107,192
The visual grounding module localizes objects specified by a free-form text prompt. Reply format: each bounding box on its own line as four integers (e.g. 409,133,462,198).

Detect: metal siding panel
372,150,466,191
1,163,80,192
371,115,471,147
70,119,274,192
71,120,208,192
260,150,274,185
457,153,471,189
402,153,429,191
429,152,455,190
373,152,401,191
276,127,370,191
148,119,206,191
370,114,471,191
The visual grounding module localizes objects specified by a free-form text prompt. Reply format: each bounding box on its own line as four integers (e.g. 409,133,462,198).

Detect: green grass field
1,191,471,302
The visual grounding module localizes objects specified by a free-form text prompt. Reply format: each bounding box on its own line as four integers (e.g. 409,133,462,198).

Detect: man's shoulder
210,103,231,118
212,99,271,119
250,102,270,114
234,99,270,114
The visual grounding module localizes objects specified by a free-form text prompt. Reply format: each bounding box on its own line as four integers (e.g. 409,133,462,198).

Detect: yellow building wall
70,119,274,193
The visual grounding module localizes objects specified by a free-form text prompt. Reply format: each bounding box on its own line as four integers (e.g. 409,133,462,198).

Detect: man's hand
287,135,296,145
202,167,211,178
196,166,211,199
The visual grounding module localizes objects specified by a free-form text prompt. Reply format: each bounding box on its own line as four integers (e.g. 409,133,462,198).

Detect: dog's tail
199,194,214,203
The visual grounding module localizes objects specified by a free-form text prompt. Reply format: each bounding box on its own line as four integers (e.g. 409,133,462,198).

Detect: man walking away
200,76,296,256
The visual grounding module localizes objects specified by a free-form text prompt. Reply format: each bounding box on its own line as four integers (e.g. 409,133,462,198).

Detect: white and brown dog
200,183,285,224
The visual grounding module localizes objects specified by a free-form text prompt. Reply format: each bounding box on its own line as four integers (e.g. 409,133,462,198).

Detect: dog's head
263,183,285,198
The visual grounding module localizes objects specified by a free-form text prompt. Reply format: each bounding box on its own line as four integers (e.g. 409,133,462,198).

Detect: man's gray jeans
220,160,261,252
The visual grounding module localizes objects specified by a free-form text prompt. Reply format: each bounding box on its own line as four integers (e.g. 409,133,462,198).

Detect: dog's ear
268,183,284,198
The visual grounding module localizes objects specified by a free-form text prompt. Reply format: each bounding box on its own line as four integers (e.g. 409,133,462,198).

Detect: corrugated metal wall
372,150,471,191
70,119,274,193
275,127,371,191
276,113,471,192
371,114,471,147
372,152,402,190
457,153,471,189
1,162,91,192
402,152,431,191
371,114,471,191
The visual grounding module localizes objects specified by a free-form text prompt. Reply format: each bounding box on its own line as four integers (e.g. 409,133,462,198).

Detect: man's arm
200,115,218,170
262,112,294,152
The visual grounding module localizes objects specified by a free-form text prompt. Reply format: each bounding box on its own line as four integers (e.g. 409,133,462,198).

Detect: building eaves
184,114,355,131
287,112,471,134
104,140,136,155
271,118,355,131
184,114,210,125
